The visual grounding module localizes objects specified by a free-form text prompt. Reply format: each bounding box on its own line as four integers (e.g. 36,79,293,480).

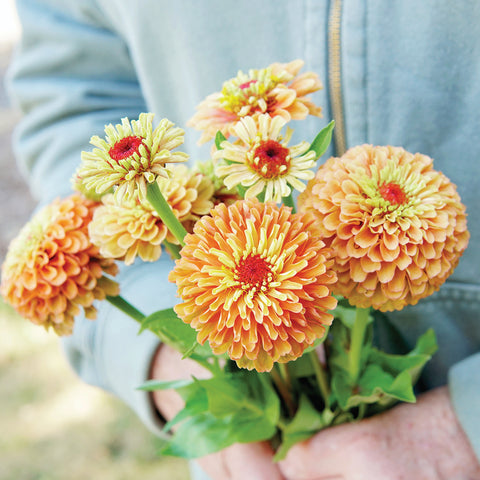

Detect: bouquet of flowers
1,60,469,460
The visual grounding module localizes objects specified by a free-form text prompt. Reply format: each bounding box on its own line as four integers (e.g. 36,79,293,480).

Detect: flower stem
163,240,182,259
283,193,296,213
146,181,187,246
106,295,145,323
348,307,371,385
308,350,330,409
271,364,296,418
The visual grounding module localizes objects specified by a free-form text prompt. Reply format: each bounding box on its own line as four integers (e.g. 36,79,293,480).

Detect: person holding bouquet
4,0,480,478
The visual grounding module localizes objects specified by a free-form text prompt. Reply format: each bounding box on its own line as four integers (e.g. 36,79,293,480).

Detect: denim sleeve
7,0,147,201
7,0,168,434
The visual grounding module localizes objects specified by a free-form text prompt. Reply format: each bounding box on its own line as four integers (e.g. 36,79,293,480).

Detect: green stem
278,362,291,389
283,193,296,213
106,295,145,323
146,181,187,246
357,403,367,421
348,307,371,385
163,240,182,259
271,365,296,418
308,350,330,409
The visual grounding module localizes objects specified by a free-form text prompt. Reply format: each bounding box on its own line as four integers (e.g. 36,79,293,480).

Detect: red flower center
239,79,258,90
379,182,407,205
252,140,290,179
236,254,272,289
109,136,144,161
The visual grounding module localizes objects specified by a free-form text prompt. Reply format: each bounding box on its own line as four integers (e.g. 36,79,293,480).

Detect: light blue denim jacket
7,0,480,467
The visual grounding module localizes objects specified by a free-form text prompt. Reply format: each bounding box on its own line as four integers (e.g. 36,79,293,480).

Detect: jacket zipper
328,0,347,156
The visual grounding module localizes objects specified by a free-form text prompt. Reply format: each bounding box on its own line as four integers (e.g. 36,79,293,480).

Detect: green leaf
139,308,213,358
137,378,193,392
161,372,280,459
215,131,227,150
286,352,316,378
333,304,357,329
255,373,281,426
368,329,438,389
412,328,438,357
161,406,279,458
274,395,332,461
164,381,209,432
161,412,237,458
357,364,416,404
308,120,335,159
331,369,354,409
200,376,251,418
332,364,416,410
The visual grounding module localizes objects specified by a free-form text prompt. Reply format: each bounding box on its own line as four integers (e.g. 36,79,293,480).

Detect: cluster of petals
214,114,316,203
188,59,323,144
0,194,119,335
89,165,215,264
169,198,337,372
299,145,470,311
193,159,241,207
74,113,189,202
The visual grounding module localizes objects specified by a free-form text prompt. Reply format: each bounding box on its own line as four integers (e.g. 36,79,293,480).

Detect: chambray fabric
6,0,480,469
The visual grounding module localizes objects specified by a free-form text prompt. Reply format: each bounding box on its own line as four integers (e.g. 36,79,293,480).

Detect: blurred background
0,2,189,479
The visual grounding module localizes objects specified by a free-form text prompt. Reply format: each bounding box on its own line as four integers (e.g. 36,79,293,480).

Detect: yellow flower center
251,140,290,179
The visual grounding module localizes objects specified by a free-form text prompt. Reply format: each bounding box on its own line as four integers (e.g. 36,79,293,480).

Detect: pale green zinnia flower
74,113,189,202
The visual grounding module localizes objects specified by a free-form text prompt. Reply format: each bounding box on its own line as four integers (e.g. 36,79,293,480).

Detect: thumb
278,427,350,480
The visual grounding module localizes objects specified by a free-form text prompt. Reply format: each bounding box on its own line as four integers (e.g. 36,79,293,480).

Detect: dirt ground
0,10,190,480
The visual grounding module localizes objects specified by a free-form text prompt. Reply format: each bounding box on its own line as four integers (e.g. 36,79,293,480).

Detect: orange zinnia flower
169,199,337,372
188,59,322,144
0,194,119,335
299,145,470,311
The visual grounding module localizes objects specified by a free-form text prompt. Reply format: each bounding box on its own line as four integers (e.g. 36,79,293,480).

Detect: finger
279,426,354,480
197,441,285,480
195,449,231,480
224,442,286,480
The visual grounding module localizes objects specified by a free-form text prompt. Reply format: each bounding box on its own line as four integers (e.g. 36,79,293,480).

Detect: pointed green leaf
368,328,437,388
160,371,281,459
161,413,238,458
308,120,335,159
163,382,209,432
139,308,213,358
215,131,227,150
137,378,193,392
274,395,332,461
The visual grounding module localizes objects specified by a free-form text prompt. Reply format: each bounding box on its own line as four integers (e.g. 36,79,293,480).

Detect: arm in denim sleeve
7,0,167,434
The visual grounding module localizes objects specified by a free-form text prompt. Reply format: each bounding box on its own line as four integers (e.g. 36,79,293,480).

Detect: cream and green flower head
74,113,189,202
214,113,316,203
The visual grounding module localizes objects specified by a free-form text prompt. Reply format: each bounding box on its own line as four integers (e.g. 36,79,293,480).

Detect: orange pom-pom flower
1,194,119,335
89,165,215,265
299,145,469,311
169,198,337,372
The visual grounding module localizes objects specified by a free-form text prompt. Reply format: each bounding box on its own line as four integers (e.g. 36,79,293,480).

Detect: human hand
279,387,480,480
150,345,285,480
